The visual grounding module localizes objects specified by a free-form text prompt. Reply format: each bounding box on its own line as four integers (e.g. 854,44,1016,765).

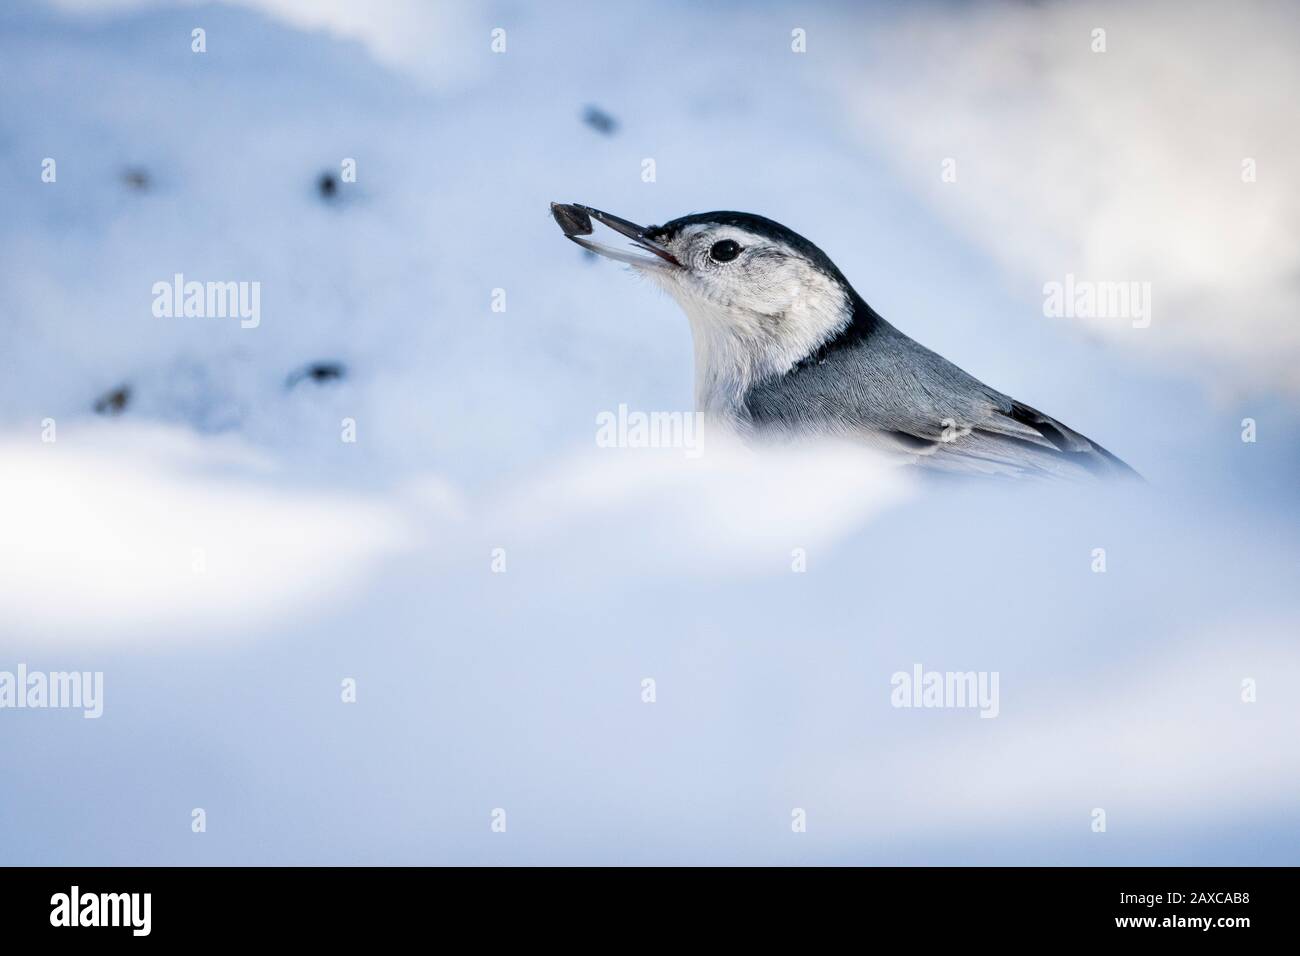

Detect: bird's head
553,204,859,411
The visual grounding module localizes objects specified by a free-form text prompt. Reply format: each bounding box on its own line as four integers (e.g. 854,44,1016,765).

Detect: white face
645,223,839,315
629,222,854,415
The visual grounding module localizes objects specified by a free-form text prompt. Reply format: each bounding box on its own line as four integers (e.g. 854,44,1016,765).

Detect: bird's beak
551,202,681,268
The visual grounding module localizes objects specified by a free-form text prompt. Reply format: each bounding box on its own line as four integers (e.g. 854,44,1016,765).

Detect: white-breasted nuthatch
553,202,1138,480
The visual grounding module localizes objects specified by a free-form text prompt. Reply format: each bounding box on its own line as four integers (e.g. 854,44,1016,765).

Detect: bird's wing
746,322,1140,481
882,397,1139,480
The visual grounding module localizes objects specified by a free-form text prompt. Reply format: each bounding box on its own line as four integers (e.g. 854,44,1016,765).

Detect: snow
0,0,1297,864
838,0,1300,394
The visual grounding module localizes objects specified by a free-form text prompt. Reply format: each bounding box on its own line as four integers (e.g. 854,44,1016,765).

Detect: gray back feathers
744,316,1139,481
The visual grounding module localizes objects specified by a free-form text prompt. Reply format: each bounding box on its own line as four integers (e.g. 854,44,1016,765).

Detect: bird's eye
709,239,741,263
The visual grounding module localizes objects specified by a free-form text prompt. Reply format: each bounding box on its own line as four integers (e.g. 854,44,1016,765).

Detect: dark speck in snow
121,167,151,191
582,105,619,136
94,384,131,415
287,361,347,388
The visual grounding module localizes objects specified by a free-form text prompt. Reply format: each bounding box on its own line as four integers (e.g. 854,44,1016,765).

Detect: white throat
665,276,852,422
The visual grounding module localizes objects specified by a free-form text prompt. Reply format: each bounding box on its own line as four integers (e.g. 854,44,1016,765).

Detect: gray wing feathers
745,321,1140,481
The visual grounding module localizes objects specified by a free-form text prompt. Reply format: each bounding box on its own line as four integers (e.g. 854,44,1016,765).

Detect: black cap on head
647,211,850,286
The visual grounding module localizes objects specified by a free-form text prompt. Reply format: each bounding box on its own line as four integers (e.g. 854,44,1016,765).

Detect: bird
551,202,1140,481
